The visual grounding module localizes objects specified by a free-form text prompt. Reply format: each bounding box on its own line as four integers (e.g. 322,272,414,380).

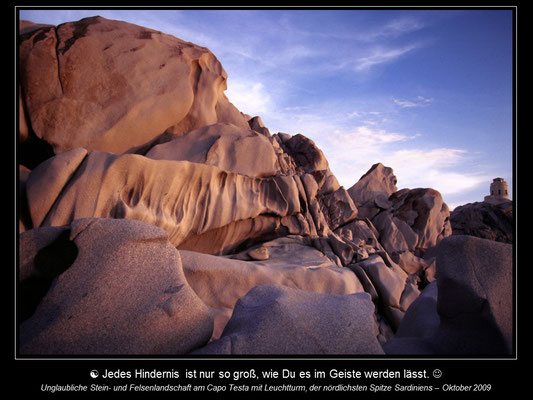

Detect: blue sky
19,8,515,209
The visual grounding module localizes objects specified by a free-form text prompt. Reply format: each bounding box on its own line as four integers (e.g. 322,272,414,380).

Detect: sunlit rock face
19,16,249,156
18,16,511,356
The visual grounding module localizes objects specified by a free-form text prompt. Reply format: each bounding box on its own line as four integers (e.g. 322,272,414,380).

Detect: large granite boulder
181,235,365,341
434,235,513,354
347,253,420,331
384,235,513,355
145,122,279,178
192,284,384,355
347,163,451,276
19,218,214,355
389,188,452,253
347,162,397,220
19,16,248,157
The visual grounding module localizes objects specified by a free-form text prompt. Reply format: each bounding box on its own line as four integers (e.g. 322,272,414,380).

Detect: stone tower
484,177,510,205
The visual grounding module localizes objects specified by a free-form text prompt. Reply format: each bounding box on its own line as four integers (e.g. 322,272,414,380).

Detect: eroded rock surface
20,218,213,355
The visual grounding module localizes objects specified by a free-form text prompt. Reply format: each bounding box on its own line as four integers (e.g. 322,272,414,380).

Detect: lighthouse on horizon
484,177,510,205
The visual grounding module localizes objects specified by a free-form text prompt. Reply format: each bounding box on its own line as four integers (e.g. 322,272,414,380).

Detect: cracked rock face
19,16,248,155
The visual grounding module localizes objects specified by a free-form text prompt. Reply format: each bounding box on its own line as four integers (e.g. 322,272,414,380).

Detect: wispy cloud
269,107,487,202
351,44,419,72
393,96,434,108
331,126,413,149
360,15,427,42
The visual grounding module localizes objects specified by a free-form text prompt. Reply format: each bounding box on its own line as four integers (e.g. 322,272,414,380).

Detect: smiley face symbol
432,369,442,378
90,370,99,378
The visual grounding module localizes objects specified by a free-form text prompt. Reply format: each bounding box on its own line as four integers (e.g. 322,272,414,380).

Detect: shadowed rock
18,227,78,321
384,235,512,355
450,201,513,244
20,218,213,355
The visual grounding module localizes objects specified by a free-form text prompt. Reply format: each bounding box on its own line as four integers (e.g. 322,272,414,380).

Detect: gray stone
20,218,214,355
384,236,513,356
396,282,439,339
192,284,384,355
434,235,513,354
356,254,407,310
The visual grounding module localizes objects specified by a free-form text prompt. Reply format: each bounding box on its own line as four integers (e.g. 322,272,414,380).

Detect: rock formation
19,218,213,354
192,285,384,355
19,16,249,156
383,235,513,355
450,201,513,244
17,16,513,356
448,176,513,244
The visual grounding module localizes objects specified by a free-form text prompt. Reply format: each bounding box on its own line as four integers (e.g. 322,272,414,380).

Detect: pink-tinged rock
347,163,397,208
248,115,270,136
26,150,301,251
318,187,358,230
181,236,364,341
19,16,248,155
390,187,452,252
146,122,279,178
25,147,87,228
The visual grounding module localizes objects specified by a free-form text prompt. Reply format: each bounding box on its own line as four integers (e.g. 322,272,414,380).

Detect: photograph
14,5,519,396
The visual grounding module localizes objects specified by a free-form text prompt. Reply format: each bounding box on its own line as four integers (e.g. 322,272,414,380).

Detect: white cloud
393,96,434,108
298,120,488,201
225,80,272,117
347,110,382,119
379,148,489,196
331,126,412,149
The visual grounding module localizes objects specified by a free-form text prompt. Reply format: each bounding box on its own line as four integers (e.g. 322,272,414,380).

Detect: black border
12,3,522,396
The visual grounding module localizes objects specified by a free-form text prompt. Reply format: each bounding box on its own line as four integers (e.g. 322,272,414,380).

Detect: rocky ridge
17,16,513,355
450,200,513,244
